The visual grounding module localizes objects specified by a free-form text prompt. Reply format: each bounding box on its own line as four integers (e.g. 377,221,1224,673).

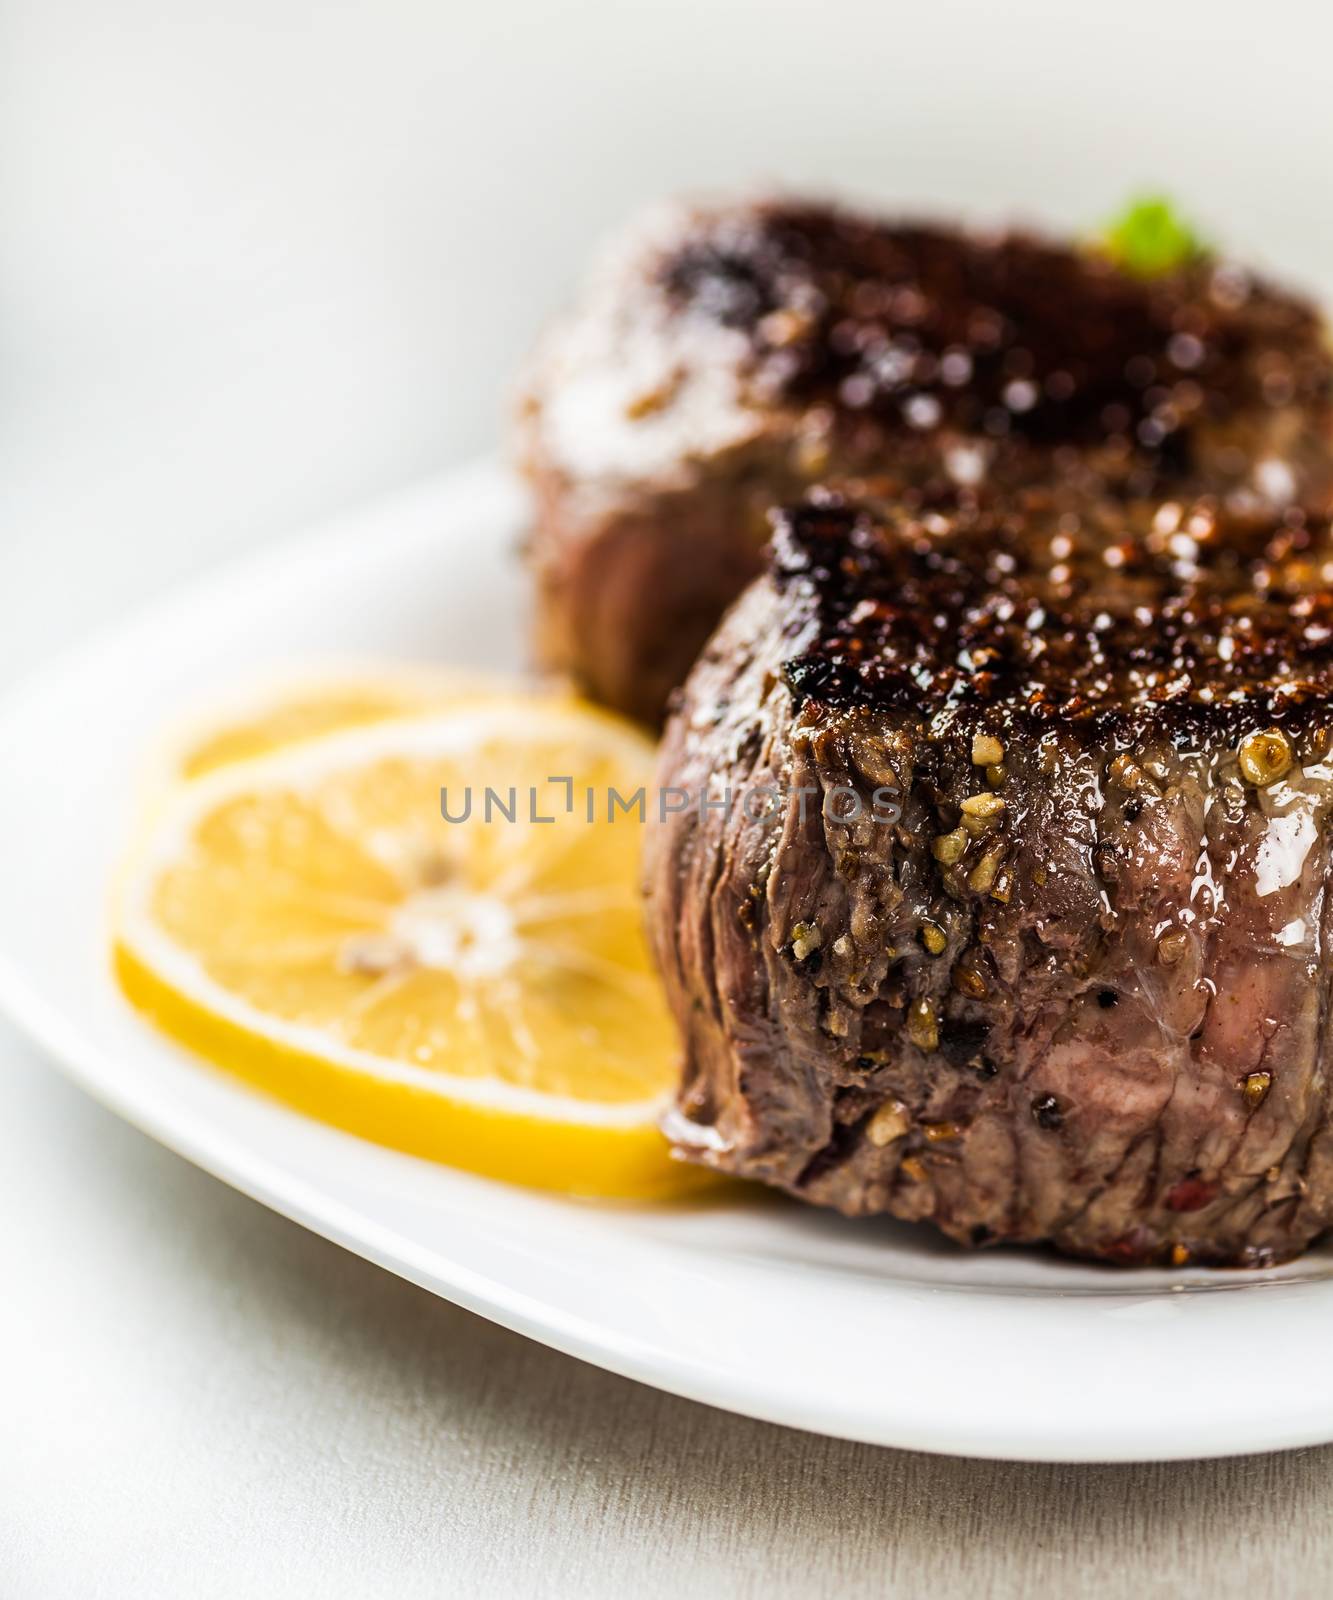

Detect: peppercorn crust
776,491,1333,741
519,197,1333,723
645,489,1333,1267
658,205,1332,464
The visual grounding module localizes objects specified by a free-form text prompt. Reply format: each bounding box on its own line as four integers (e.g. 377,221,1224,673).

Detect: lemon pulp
115,699,699,1198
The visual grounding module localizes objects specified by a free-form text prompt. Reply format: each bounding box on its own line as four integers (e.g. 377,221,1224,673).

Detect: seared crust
519,198,1333,721
646,490,1333,1266
658,206,1331,462
777,491,1333,738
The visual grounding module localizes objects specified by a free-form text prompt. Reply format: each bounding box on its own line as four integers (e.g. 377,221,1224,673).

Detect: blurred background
3,0,1332,682
4,5,1333,1592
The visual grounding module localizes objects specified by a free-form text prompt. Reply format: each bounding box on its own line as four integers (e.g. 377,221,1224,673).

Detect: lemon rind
116,701,669,1131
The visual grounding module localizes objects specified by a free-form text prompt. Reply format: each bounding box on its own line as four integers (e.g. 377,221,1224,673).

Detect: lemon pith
112,940,685,1195
115,697,701,1199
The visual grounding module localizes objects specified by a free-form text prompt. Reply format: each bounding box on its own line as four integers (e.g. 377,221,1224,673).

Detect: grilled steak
519,198,1333,722
645,489,1333,1265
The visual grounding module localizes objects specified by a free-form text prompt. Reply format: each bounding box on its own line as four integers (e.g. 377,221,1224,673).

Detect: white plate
4,458,1333,1464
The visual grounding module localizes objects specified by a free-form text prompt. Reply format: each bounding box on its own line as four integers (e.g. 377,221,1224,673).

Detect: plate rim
6,456,1333,1465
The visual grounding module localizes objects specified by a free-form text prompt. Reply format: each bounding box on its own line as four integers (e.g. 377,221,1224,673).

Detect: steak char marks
519,199,1333,721
646,490,1333,1265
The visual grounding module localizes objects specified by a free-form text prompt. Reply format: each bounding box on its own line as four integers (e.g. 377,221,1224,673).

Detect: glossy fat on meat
646,490,1333,1265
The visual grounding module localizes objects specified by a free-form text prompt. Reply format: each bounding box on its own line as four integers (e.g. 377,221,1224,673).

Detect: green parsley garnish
1101,196,1205,276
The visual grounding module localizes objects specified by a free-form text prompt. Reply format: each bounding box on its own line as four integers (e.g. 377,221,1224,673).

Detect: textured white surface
18,465,1333,1468
4,0,1333,1590
8,1048,1333,1600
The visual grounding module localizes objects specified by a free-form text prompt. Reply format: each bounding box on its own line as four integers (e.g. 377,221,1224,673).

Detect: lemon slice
114,699,695,1197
